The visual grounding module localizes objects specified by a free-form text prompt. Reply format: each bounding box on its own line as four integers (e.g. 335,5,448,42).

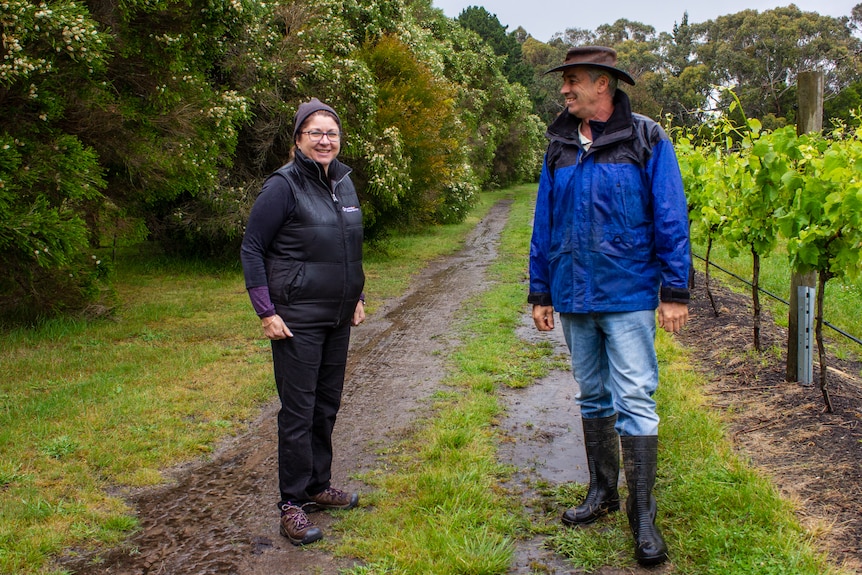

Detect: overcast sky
431,0,858,42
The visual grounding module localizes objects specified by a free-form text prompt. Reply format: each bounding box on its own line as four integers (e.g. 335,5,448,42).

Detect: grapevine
678,108,862,411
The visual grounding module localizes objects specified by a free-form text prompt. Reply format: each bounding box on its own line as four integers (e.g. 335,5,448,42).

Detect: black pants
270,323,350,505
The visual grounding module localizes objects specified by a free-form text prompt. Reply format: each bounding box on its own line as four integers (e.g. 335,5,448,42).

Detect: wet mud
501,320,589,575
58,198,597,575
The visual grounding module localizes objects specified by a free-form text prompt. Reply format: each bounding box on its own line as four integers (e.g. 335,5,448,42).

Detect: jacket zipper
328,169,354,325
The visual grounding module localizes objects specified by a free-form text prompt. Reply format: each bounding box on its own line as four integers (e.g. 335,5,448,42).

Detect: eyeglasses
301,130,341,142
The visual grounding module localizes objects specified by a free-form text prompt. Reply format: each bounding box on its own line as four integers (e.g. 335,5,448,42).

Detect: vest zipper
330,172,352,326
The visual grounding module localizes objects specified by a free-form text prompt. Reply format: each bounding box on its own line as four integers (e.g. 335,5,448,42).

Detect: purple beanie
293,98,341,140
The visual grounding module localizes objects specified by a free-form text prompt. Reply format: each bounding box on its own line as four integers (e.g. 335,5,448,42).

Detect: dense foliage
0,0,543,321
678,112,862,408
2,0,862,321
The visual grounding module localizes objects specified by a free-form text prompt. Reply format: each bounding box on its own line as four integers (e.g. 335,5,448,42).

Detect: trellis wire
692,252,862,347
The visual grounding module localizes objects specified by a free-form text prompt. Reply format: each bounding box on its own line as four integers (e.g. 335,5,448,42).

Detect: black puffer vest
264,151,364,328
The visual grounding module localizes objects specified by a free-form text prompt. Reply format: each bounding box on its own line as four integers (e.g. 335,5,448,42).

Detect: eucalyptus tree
520,36,569,125
594,18,656,45
650,13,715,127
692,6,860,125
551,27,597,47
455,5,534,87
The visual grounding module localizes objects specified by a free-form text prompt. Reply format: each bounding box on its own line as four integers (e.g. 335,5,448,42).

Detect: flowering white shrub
0,0,545,321
362,126,412,208
0,0,107,85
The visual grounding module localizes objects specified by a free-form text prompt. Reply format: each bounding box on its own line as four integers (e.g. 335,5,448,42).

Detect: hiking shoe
303,487,359,512
279,504,323,546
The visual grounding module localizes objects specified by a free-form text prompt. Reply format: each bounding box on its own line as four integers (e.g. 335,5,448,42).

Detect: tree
0,0,113,319
594,18,657,44
693,6,860,124
357,35,461,233
455,6,534,87
824,80,862,127
521,37,568,124
648,14,716,126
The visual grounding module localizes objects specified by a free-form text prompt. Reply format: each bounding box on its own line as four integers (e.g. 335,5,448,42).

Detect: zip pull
330,178,340,203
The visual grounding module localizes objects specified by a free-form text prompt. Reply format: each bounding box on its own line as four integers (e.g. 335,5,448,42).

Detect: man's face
560,67,604,120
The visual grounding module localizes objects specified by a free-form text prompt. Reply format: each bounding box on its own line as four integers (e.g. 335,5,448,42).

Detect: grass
0,185,853,574
0,256,275,574
332,185,553,574
547,334,840,574
0,190,503,575
691,237,862,362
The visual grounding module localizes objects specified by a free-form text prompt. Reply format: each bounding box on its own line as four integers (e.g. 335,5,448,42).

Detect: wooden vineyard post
786,71,821,383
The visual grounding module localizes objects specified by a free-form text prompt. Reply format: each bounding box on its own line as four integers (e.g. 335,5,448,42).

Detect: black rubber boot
562,414,620,526
621,435,669,566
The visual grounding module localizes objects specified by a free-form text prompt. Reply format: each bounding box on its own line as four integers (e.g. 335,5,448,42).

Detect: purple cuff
248,285,276,318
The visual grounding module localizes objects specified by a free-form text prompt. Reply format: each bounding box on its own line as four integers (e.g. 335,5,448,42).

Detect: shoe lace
282,505,312,529
322,487,345,499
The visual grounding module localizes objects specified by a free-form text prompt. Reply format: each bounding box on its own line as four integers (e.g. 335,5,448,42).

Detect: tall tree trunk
751,246,761,352
816,272,834,413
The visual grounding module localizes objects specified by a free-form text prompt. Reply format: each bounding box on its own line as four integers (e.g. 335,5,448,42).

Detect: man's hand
532,304,555,331
658,301,688,334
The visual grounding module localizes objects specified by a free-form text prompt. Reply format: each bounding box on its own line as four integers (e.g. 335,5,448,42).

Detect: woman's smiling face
296,112,341,172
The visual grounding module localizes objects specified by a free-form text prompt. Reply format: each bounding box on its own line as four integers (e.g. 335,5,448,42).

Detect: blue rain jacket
528,90,691,313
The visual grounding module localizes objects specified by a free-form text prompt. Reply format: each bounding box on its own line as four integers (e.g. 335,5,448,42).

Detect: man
528,46,690,566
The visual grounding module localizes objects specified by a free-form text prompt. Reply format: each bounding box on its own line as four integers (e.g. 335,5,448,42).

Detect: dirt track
56,196,862,575
58,198,596,574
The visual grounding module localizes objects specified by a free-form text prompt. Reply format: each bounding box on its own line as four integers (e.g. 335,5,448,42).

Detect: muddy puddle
500,319,591,575
56,198,602,575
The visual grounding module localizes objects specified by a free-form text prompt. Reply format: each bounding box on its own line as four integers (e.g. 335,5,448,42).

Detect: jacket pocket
268,260,304,305
591,226,653,262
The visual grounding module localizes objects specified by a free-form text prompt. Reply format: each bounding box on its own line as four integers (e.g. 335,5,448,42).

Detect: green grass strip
0,185,849,574
335,185,847,575
334,185,551,574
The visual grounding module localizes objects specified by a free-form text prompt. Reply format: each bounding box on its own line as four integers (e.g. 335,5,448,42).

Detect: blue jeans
560,310,660,436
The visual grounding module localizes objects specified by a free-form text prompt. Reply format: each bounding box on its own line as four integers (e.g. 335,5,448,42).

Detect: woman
240,98,365,546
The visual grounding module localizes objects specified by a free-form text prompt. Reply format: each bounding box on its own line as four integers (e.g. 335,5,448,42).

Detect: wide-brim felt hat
545,46,635,85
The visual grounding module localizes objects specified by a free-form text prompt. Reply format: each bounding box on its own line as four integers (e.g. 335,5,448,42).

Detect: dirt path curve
61,197,591,575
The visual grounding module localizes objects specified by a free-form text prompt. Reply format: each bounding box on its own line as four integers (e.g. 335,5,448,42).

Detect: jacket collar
546,90,634,149
293,149,352,184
